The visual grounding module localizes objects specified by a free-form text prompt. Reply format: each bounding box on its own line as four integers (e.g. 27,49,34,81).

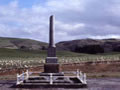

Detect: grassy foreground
0,48,120,69
0,48,120,79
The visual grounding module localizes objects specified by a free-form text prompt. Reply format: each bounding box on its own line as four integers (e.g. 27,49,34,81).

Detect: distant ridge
0,37,120,54
0,37,48,50
56,38,120,54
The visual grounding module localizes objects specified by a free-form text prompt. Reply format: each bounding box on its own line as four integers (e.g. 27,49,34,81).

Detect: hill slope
0,37,48,50
0,37,120,54
56,38,120,54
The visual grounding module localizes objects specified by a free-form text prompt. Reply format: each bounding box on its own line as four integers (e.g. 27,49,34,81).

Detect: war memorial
15,15,87,88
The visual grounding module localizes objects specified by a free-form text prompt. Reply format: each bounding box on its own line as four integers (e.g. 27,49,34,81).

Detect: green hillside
0,37,48,50
0,48,120,59
0,48,83,58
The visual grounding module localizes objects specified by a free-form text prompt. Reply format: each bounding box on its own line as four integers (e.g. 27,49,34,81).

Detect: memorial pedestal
45,57,59,73
44,63,59,73
44,57,59,73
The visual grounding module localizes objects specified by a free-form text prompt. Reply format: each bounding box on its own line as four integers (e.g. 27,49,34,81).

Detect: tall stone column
44,15,59,73
47,15,56,57
49,15,55,47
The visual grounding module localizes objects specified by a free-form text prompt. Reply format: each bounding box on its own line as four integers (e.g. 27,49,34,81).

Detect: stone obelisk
44,15,59,73
47,15,56,58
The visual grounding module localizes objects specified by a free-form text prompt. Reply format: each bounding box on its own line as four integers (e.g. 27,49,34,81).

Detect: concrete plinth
44,63,59,73
15,71,87,88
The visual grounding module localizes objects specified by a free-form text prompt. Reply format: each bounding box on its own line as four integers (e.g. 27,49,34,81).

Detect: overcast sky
0,0,120,42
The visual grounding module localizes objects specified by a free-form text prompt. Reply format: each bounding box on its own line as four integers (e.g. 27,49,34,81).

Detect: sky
0,0,120,42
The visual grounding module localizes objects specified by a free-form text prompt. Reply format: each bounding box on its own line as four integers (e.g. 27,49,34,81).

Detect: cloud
0,0,120,42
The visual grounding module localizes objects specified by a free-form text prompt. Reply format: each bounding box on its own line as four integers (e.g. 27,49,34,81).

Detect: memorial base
46,57,58,63
44,63,59,73
15,70,87,88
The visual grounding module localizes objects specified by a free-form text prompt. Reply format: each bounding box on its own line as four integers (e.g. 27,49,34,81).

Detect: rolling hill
0,37,120,54
56,38,120,54
0,37,48,50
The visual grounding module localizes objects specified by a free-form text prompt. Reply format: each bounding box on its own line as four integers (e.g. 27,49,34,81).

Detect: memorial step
16,83,87,88
24,80,49,83
28,77,46,80
39,72,64,76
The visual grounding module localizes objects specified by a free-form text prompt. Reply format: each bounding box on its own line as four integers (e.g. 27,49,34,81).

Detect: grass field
0,48,120,79
0,48,120,70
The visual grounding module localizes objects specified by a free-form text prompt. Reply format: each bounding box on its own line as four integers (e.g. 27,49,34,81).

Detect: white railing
16,69,87,85
16,70,29,85
48,69,87,85
76,69,87,84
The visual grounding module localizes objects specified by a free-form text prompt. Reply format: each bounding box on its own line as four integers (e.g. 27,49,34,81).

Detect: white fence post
79,71,82,80
50,73,53,85
77,69,79,78
26,70,29,79
83,73,87,84
16,74,20,85
22,72,24,81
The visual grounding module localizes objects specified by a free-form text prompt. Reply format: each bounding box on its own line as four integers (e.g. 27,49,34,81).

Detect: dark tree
75,45,104,54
